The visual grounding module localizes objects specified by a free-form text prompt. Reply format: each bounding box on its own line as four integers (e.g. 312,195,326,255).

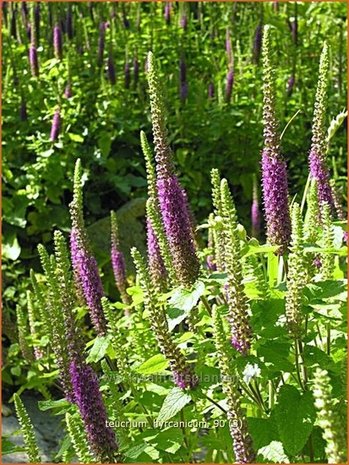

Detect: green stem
203,392,228,415
326,323,331,355
180,409,191,462
294,338,306,391
268,380,274,411
201,295,212,315
300,173,311,213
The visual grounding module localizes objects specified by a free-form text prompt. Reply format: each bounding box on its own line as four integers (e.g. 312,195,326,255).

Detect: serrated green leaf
157,387,192,423
38,398,70,411
258,441,290,463
273,385,316,456
86,336,110,364
136,354,169,375
169,281,205,312
248,418,279,450
123,442,148,459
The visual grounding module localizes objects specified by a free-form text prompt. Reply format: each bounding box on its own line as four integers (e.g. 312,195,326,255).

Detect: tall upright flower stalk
110,211,130,306
210,168,225,272
141,130,174,289
131,248,198,389
50,107,61,141
70,362,119,462
308,43,335,211
220,179,253,355
53,23,63,60
69,159,107,336
146,51,199,287
312,367,347,463
37,244,75,400
13,394,41,463
285,203,307,336
212,306,255,463
261,25,291,254
251,174,260,237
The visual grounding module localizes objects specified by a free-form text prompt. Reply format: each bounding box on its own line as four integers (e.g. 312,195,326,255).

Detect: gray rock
2,393,63,463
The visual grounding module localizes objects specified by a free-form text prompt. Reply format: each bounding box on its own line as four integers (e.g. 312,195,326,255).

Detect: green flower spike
131,247,198,389
65,411,95,464
212,306,255,463
285,202,307,336
210,168,225,272
312,367,347,463
13,394,41,463
220,178,253,355
16,305,34,363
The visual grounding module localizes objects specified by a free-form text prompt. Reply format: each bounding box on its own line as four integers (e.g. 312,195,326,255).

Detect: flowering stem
200,295,211,315
203,392,228,415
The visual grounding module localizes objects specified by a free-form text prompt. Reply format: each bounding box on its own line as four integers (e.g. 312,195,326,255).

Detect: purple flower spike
287,74,295,96
70,228,107,336
180,81,188,102
308,44,335,213
157,175,199,287
70,362,118,461
108,53,116,85
110,211,130,306
147,52,200,287
253,22,263,64
261,150,291,251
29,45,39,77
50,108,61,141
251,178,261,238
53,23,63,60
111,248,127,296
225,66,234,103
124,62,131,89
164,2,171,24
309,150,334,207
64,83,72,99
261,26,291,253
289,19,298,45
179,14,187,30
